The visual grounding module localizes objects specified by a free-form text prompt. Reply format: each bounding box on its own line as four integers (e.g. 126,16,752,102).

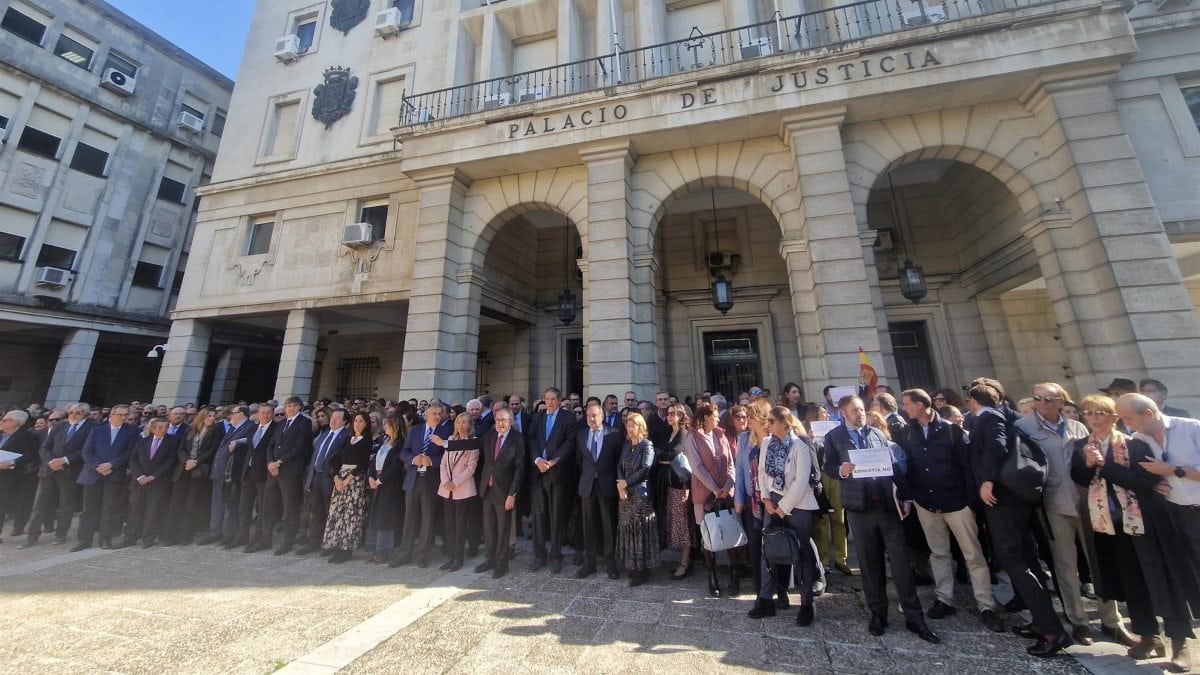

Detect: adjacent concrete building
0,0,232,406
156,0,1200,411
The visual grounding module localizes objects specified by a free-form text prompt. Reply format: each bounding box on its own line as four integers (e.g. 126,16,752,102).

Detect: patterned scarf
748,444,763,520
1087,432,1144,536
764,434,792,495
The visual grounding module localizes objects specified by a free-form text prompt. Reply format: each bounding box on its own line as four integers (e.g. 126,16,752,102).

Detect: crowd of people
0,375,1198,668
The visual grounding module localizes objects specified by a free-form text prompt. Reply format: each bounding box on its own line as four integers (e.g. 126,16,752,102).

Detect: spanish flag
859,348,878,400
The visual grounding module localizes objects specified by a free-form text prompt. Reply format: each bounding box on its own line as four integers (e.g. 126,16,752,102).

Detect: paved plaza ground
0,533,1188,674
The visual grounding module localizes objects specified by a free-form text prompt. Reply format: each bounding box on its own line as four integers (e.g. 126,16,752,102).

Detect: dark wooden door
704,331,761,399
888,321,936,392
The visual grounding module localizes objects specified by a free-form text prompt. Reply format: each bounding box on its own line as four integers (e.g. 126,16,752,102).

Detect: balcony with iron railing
399,0,1059,128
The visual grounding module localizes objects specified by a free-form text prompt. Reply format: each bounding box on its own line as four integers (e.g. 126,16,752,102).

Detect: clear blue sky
108,0,253,80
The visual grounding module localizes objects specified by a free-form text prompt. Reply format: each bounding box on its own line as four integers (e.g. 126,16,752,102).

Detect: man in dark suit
968,383,1070,657
263,396,313,555
295,408,348,555
0,410,40,543
646,391,671,451
73,405,141,550
527,387,578,573
602,395,621,431
116,418,179,548
22,403,96,547
574,402,622,579
390,403,451,567
506,395,530,435
434,408,526,578
241,404,277,552
823,395,939,644
166,406,190,438
215,406,253,548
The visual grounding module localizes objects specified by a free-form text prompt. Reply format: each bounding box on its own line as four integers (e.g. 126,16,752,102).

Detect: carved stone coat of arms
329,0,370,35
312,67,358,130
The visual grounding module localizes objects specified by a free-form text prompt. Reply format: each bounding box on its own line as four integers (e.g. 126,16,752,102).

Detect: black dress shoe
245,542,268,554
222,541,240,550
1004,595,1026,613
161,539,178,547
573,552,584,566
493,564,508,579
1027,633,1072,657
747,600,776,619
274,544,293,556
797,605,814,627
980,609,1005,633
448,560,463,572
628,570,646,587
1013,623,1041,639
575,565,596,579
550,559,562,574
868,613,887,636
417,557,430,569
296,544,321,556
906,621,941,644
70,542,92,552
530,558,546,572
439,560,454,571
197,534,221,546
113,539,135,550
607,565,620,580
141,539,155,549
776,594,791,610
926,600,957,620
98,539,112,549
475,561,494,573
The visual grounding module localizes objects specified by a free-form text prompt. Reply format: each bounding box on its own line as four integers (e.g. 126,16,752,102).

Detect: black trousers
263,475,303,547
744,510,792,602
579,488,617,567
0,472,38,533
27,471,77,540
847,500,923,623
397,471,439,558
482,488,512,568
220,481,243,543
532,477,571,561
442,496,474,562
163,475,210,543
125,480,171,543
985,501,1064,636
239,479,267,544
78,480,122,544
759,509,814,606
465,492,483,550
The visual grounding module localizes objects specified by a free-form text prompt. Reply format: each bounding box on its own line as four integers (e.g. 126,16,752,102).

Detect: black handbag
998,423,1048,504
762,519,803,565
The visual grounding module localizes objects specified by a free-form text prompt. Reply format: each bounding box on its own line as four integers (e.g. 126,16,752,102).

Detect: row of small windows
283,0,416,60
0,231,180,291
245,202,390,256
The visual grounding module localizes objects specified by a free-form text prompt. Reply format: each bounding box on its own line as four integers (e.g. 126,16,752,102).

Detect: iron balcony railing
400,0,1053,127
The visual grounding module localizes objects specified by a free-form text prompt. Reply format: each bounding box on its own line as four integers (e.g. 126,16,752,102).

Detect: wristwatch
1175,465,1186,478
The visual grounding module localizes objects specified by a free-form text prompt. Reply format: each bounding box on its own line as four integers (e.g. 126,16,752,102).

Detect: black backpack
998,421,1049,504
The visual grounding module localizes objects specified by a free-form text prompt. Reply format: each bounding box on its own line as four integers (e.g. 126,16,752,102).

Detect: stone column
859,229,896,388
782,110,887,398
44,329,100,408
397,169,480,404
208,347,245,405
152,319,211,405
1023,77,1200,406
975,296,1024,392
580,141,659,398
274,309,319,402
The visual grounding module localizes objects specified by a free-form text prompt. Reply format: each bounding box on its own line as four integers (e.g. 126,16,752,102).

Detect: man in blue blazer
73,405,141,550
215,406,253,548
527,387,578,572
295,408,350,555
574,402,623,579
263,397,314,555
390,403,451,567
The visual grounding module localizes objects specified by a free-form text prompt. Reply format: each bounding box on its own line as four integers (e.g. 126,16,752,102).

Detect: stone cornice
779,106,848,148
579,140,637,168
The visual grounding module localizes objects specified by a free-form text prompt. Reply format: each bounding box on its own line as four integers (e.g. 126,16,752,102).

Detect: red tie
490,434,503,487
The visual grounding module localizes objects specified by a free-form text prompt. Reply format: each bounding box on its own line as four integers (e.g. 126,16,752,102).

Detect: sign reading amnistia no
504,48,943,140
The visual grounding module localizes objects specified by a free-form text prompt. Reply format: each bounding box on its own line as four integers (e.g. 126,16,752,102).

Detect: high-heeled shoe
671,562,693,580
707,567,722,597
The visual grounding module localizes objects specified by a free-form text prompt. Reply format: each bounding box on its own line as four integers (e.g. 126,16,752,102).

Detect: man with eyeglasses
73,405,140,551
1139,378,1193,419
1014,382,1109,647
623,391,638,408
22,404,96,547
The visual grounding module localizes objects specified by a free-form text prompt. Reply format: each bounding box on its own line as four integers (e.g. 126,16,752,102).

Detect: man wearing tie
73,405,140,551
241,404,278,553
390,403,450,567
575,402,623,579
528,387,578,573
263,397,314,555
166,407,189,438
116,418,179,548
823,395,938,644
433,408,526,578
296,408,348,555
217,406,253,548
602,395,621,430
507,395,530,434
0,410,39,543
22,403,96,547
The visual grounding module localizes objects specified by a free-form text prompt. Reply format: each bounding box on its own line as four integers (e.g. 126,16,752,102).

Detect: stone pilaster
274,309,319,402
580,141,658,398
975,296,1025,394
396,169,480,404
1023,75,1200,408
152,319,211,405
44,329,100,408
209,347,245,405
782,110,887,397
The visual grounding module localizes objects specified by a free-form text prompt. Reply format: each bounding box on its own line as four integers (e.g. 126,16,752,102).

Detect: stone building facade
0,0,233,406
156,0,1200,411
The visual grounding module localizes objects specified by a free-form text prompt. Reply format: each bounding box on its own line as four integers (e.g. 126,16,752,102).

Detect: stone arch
843,105,1057,230
459,166,590,268
630,137,804,250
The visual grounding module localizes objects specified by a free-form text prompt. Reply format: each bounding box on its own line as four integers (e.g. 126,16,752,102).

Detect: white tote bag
699,507,749,552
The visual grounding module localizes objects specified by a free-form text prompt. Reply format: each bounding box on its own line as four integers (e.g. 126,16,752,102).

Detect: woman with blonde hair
438,412,480,572
615,412,658,586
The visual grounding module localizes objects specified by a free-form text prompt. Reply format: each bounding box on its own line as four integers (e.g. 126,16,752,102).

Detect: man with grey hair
74,405,140,550
1121,392,1200,670
0,410,39,543
22,403,96,547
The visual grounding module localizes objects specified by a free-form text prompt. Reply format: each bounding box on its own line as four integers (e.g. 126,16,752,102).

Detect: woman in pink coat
438,413,479,571
686,403,745,597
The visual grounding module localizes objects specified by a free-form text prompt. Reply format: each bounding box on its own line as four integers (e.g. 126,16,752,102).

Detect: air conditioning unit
483,92,512,110
274,34,301,63
518,86,550,102
374,7,411,37
342,222,374,247
707,251,741,274
35,266,70,288
100,68,136,95
177,111,204,133
739,37,773,60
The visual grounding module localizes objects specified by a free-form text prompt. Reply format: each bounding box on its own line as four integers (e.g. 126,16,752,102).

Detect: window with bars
336,357,380,400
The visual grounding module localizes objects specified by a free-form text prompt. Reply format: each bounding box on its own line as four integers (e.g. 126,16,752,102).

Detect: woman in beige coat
438,413,479,571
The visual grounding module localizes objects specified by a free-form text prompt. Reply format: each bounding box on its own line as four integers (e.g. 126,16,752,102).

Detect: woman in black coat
1070,394,1200,661
163,406,221,545
366,415,407,563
